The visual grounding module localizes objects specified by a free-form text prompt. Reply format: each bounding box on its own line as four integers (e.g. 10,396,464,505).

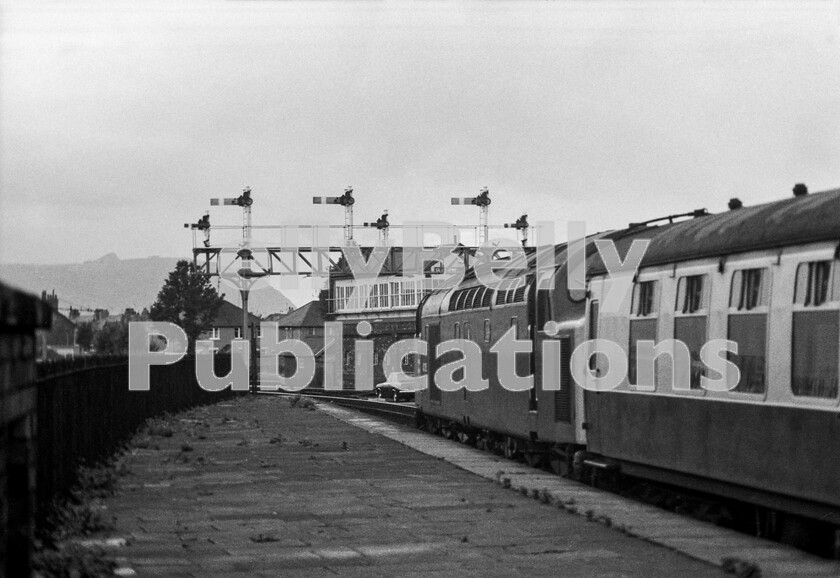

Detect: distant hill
1,253,296,316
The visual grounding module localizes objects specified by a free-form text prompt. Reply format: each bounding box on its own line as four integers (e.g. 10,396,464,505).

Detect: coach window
728,268,768,394
628,281,658,387
454,322,460,339
674,274,709,390
484,319,491,342
464,322,471,340
791,260,839,398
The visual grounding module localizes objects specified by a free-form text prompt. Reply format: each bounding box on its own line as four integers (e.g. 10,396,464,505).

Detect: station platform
90,395,834,577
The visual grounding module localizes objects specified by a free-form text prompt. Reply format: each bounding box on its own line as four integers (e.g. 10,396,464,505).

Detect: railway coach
416,185,840,551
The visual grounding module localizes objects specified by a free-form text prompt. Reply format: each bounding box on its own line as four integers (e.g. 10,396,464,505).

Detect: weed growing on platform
32,542,116,578
289,394,316,410
33,457,129,575
145,416,174,438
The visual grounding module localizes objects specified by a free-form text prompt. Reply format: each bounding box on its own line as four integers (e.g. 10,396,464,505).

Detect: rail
259,389,417,424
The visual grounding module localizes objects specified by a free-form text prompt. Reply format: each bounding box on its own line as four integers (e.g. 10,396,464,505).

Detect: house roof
212,300,261,327
267,300,326,328
0,280,51,331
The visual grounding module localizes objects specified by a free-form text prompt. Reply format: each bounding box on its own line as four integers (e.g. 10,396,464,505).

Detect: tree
149,260,225,350
76,321,94,352
93,321,128,355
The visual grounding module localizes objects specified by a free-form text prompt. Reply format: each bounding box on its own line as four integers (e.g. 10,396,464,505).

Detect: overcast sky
2,2,839,278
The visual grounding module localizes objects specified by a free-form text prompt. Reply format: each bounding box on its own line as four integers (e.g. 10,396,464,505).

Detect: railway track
258,389,417,425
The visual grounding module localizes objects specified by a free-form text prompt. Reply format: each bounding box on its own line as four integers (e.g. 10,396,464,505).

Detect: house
264,300,327,353
36,290,79,359
262,300,327,385
199,300,261,352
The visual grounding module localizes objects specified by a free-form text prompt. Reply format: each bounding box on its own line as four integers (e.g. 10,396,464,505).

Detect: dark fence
35,354,237,518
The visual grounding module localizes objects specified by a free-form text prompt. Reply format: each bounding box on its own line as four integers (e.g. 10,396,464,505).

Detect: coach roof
600,186,840,273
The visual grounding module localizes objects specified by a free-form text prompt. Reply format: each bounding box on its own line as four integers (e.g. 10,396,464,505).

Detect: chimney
728,198,743,210
41,289,58,310
793,183,808,197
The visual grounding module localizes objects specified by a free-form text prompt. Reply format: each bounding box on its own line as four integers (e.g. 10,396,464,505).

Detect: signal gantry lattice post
207,187,267,392
451,187,491,245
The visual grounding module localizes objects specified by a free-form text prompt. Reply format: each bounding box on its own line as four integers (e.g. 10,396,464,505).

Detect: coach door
426,324,442,403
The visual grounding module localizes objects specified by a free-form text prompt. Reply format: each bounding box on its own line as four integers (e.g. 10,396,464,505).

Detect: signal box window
728,269,768,394
390,282,399,308
674,274,709,389
629,281,658,387
792,261,839,398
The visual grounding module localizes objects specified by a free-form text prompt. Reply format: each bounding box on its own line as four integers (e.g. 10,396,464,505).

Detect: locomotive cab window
674,274,709,390
791,260,839,399
629,281,658,387
727,269,768,394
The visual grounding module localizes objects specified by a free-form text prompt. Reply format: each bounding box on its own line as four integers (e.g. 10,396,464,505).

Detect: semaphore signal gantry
186,186,533,282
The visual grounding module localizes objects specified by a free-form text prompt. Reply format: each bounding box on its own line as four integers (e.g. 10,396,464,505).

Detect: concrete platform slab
96,396,733,576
